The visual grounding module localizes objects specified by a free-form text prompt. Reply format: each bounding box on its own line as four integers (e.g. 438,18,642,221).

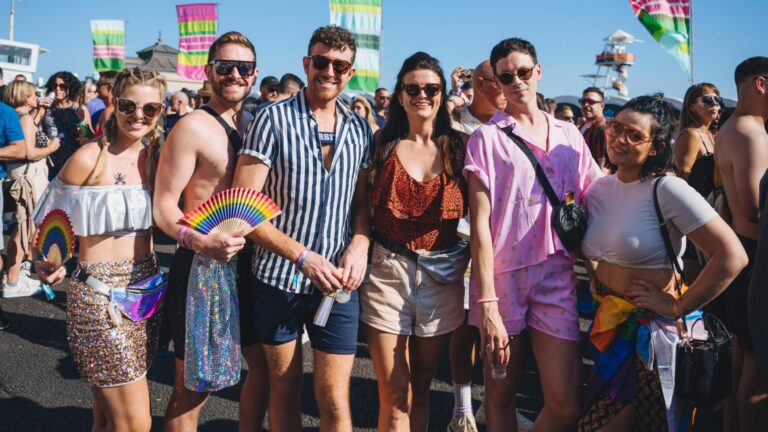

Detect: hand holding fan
34,209,75,267
180,188,281,235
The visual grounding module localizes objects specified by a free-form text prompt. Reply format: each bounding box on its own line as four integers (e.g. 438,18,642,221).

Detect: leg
239,344,269,432
313,349,355,432
163,359,210,432
263,341,303,432
365,325,412,431
449,314,477,385
91,396,108,432
737,350,768,431
92,378,152,432
409,333,451,432
726,343,745,432
483,335,522,432
529,329,581,431
6,229,22,283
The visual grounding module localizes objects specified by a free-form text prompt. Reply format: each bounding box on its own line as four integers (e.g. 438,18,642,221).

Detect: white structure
583,29,641,98
0,38,46,81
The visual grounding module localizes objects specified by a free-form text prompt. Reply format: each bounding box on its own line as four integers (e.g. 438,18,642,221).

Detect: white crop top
32,178,152,237
581,175,717,269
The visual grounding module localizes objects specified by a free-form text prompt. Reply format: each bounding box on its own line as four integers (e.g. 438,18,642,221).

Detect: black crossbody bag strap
199,105,243,153
501,126,561,206
652,176,688,334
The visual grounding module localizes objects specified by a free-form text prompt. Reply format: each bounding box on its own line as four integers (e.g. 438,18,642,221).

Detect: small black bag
501,126,588,251
652,177,733,405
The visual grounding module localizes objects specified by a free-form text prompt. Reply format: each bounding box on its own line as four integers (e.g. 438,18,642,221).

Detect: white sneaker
19,273,42,290
1,277,43,298
447,413,478,432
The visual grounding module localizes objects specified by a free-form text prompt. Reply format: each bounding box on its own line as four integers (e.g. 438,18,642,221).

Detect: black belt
372,231,419,262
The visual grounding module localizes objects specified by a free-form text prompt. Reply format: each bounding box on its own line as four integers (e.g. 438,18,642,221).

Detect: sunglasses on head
605,120,653,146
209,60,257,77
579,98,603,106
402,83,442,98
308,55,353,74
495,65,536,85
699,95,723,106
115,98,163,119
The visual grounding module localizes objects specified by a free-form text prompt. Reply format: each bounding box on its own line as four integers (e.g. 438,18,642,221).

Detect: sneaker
1,277,43,298
20,261,33,278
19,273,42,290
447,414,478,432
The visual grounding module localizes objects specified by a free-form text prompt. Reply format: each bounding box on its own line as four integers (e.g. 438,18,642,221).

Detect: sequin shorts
66,254,160,388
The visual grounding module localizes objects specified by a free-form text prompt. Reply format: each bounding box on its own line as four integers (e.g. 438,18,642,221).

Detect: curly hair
85,68,167,188
609,93,675,179
372,52,464,179
679,83,720,129
308,25,357,63
45,71,81,103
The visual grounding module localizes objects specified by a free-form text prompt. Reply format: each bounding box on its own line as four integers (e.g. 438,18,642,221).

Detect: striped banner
629,0,691,74
176,3,217,81
91,20,125,72
330,0,382,93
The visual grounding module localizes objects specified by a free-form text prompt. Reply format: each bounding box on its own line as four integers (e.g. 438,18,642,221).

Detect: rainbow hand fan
181,188,281,235
34,209,76,267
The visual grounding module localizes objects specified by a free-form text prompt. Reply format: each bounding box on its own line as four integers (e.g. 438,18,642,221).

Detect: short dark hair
308,25,357,63
375,87,388,95
609,93,675,179
461,80,473,90
279,73,305,94
734,56,768,86
490,38,538,74
99,70,118,84
582,86,605,100
555,104,573,115
207,31,256,64
536,92,546,110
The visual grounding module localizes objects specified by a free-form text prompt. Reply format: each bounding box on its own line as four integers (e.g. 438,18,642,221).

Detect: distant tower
583,29,641,97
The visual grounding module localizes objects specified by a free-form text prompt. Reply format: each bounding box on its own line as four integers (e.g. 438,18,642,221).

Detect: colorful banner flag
90,20,125,72
330,0,382,93
629,0,691,74
176,3,217,81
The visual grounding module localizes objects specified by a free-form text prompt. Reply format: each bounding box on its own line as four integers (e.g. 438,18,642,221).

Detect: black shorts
166,245,257,360
723,235,757,351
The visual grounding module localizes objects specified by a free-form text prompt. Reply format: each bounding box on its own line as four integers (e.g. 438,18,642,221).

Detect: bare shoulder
164,110,223,152
57,142,102,185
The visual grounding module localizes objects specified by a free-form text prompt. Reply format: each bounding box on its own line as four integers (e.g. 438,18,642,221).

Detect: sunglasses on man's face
699,95,723,106
579,98,603,106
495,66,536,85
115,98,163,119
402,83,442,98
308,55,353,75
209,60,257,77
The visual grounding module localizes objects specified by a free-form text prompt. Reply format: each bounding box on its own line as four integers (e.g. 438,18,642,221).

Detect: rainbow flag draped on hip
629,0,691,74
176,3,217,81
90,20,125,72
330,0,382,93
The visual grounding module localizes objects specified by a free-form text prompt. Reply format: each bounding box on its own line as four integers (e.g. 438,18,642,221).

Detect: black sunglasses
115,98,164,119
579,98,603,106
403,83,442,98
308,55,352,74
495,65,536,85
699,95,723,106
209,60,257,77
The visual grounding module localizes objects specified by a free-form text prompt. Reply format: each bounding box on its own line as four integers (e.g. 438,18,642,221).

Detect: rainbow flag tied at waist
176,3,217,81
629,0,691,74
91,20,125,72
330,0,382,93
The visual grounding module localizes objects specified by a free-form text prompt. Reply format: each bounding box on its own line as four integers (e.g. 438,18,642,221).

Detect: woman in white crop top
33,68,166,432
577,95,746,431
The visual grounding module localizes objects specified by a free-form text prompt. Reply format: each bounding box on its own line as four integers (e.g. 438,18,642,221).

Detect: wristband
183,229,195,250
292,248,310,288
476,297,499,304
177,227,190,249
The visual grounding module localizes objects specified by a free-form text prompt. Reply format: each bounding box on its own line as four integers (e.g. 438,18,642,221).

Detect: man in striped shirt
580,87,610,173
233,25,371,431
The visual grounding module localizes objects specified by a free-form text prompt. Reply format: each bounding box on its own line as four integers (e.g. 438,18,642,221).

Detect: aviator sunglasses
403,83,442,98
495,65,536,85
115,98,163,119
308,55,353,74
209,60,257,77
699,95,723,106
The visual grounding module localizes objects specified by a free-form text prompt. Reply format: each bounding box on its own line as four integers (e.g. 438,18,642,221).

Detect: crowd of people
0,24,766,432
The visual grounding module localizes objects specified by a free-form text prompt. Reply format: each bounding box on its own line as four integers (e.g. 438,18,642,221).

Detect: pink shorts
469,253,579,341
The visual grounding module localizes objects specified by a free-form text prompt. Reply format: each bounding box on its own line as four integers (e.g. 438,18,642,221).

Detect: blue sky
9,0,767,99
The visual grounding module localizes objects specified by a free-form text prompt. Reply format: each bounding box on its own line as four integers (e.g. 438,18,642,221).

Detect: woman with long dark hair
361,52,469,431
42,71,82,179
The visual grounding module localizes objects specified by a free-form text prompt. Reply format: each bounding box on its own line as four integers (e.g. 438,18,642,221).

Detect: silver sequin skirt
66,254,160,388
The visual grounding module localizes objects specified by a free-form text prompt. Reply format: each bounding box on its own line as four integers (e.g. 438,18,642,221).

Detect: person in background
674,83,722,191
351,96,379,133
544,98,557,115
373,87,391,128
74,84,95,144
41,71,81,180
94,71,118,137
3,81,60,297
580,87,610,173
536,92,546,111
84,80,105,128
554,104,576,123
13,74,25,82
164,91,191,137
275,73,304,101
461,80,474,105
256,75,279,104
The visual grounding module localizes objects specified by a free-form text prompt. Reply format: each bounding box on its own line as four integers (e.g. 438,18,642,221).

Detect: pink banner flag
176,3,217,80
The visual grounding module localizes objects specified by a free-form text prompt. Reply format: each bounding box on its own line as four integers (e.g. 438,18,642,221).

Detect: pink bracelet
295,248,310,271
476,297,499,304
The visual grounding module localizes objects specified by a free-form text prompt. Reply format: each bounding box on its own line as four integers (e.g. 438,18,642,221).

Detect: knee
552,401,580,426
112,412,151,432
380,379,410,411
317,390,351,420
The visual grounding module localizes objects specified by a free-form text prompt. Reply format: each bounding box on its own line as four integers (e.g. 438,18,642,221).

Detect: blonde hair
352,96,377,129
3,81,36,108
85,67,167,187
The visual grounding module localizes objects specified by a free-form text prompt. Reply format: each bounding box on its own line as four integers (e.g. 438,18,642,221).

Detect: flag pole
689,0,694,84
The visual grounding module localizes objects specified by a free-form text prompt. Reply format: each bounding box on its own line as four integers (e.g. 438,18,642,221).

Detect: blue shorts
252,279,359,355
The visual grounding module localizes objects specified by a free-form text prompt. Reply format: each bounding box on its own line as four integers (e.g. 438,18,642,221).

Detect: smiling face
114,84,164,143
580,91,605,121
303,43,355,104
606,109,658,172
206,43,257,104
53,78,68,102
494,52,540,109
398,69,442,123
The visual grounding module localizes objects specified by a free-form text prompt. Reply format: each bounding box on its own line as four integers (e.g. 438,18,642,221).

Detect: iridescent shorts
66,254,160,388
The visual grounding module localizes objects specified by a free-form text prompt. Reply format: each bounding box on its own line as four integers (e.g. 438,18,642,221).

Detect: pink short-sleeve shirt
463,110,603,273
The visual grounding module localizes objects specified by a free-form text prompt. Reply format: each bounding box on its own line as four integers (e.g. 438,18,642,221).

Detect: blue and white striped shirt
240,90,372,294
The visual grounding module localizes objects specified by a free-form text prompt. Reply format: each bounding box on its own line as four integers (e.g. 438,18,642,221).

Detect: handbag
652,177,732,405
501,126,588,251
